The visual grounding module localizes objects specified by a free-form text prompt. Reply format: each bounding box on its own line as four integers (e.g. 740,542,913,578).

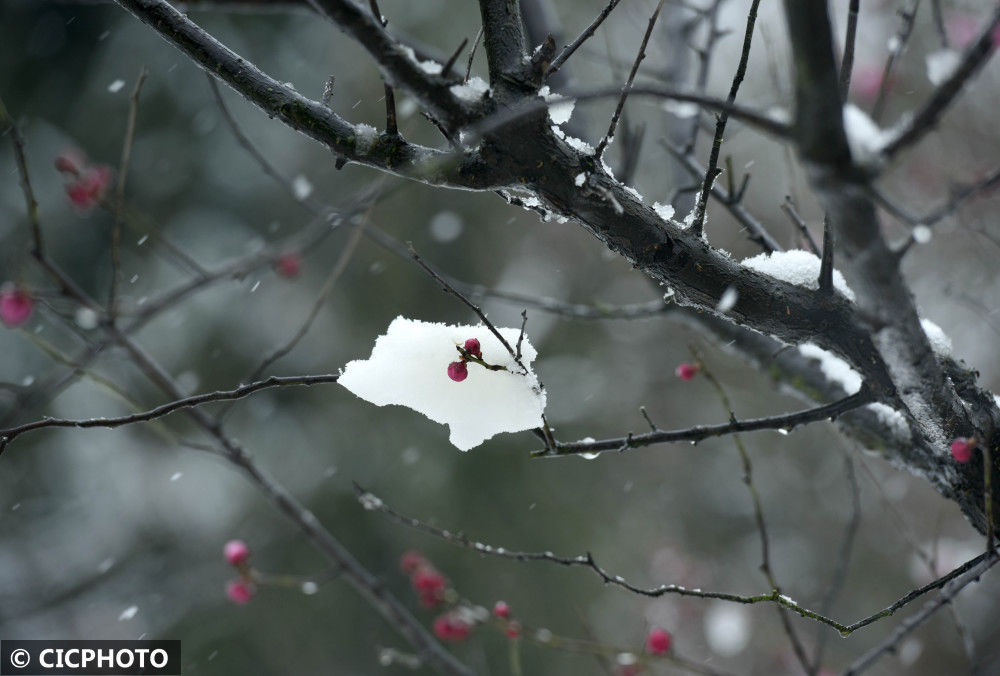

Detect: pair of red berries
447,338,482,382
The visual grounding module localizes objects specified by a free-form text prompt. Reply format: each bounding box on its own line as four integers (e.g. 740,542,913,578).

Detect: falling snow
292,175,313,201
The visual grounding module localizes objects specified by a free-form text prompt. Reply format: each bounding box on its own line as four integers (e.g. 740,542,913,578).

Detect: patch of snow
798,343,863,394
740,249,856,301
622,185,643,202
767,107,791,124
451,76,490,102
574,173,586,187
539,85,574,125
339,317,546,451
652,202,675,221
400,45,443,75
926,49,961,86
551,125,594,155
866,402,912,441
920,318,953,356
843,104,892,164
354,123,378,156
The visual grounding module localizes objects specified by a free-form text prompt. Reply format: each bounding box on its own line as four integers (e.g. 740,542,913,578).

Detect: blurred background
1,0,999,673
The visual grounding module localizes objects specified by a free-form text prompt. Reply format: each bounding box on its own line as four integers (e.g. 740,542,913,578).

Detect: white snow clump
740,249,855,301
339,317,546,451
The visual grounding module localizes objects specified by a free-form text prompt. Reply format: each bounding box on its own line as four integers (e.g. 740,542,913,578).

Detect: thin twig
109,67,149,318
843,552,1000,675
839,0,860,98
546,0,623,77
663,141,781,253
0,96,43,254
594,0,665,160
683,0,725,154
465,26,484,82
689,0,760,237
812,446,862,671
353,483,999,638
780,197,820,255
0,374,341,453
871,0,920,123
228,216,369,398
534,388,872,457
698,356,813,673
409,245,527,374
882,4,1000,158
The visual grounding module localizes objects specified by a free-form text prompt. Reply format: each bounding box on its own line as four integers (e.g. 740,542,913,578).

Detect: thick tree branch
783,1,999,533
113,0,488,187
477,0,530,96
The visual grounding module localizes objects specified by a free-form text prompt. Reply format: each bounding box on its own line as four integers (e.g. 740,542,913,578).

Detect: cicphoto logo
1,641,180,675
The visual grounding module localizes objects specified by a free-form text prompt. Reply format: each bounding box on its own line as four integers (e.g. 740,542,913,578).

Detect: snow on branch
339,317,546,450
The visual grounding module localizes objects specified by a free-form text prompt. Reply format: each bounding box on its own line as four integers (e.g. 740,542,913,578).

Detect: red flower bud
447,361,468,382
224,540,250,567
675,363,699,381
951,438,975,463
463,338,482,359
645,627,672,655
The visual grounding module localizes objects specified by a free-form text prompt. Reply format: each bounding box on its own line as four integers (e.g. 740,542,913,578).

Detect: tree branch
113,0,487,187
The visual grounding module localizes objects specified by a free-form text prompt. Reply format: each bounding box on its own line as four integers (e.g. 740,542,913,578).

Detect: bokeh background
2,0,999,673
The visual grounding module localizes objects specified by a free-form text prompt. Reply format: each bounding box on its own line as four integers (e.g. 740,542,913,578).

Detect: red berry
0,286,33,327
645,627,672,655
505,620,522,639
493,600,510,619
226,579,255,604
951,438,975,463
223,540,250,567
447,361,468,382
675,363,699,381
400,550,427,574
433,613,472,642
463,338,482,359
275,252,302,279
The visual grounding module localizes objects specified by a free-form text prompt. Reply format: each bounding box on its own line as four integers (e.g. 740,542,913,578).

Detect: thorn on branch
442,37,469,76
779,197,820,256
818,216,835,295
383,84,398,136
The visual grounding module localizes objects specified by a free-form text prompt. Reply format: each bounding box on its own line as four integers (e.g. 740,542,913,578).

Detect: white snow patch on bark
740,249,856,301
